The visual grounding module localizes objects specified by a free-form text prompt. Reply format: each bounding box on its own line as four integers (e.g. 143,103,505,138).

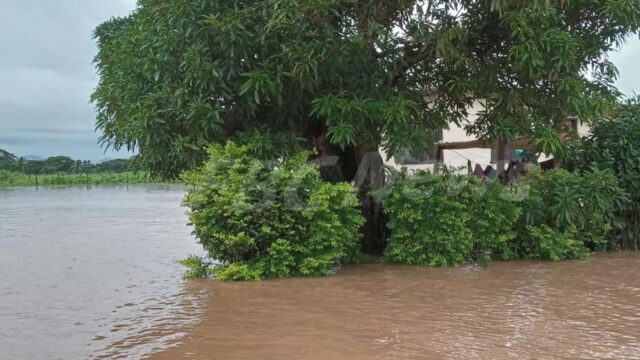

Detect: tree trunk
352,144,386,255
307,130,387,254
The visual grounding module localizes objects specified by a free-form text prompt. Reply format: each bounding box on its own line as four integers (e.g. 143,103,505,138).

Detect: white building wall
382,100,495,173
440,101,493,172
381,100,590,173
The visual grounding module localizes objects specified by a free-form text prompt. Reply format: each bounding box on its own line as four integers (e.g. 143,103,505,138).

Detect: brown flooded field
2,186,640,359
147,252,640,360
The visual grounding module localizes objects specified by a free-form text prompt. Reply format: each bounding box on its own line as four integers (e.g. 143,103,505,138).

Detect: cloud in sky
0,2,638,161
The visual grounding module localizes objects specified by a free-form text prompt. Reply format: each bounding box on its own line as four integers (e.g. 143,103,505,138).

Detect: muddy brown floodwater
0,185,204,360
149,253,640,360
2,186,640,359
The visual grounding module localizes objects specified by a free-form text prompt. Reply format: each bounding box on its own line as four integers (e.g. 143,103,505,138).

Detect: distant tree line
0,149,138,175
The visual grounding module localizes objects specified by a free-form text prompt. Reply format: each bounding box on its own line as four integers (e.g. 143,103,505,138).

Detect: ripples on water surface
150,253,640,360
2,186,640,359
0,185,204,360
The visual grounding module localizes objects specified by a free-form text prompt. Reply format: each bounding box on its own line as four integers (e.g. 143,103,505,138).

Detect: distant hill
24,155,44,161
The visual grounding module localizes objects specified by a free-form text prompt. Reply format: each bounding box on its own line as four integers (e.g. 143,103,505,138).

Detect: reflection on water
3,186,640,360
149,253,640,360
0,185,204,360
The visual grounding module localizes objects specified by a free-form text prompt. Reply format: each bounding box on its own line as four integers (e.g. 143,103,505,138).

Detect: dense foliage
91,1,640,277
525,225,590,262
563,97,640,249
178,256,214,280
382,169,522,266
513,167,626,258
383,164,625,266
93,0,639,178
183,142,364,281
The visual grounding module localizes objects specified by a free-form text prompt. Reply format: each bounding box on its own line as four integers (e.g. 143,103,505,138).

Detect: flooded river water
150,253,640,360
2,186,640,359
0,185,203,360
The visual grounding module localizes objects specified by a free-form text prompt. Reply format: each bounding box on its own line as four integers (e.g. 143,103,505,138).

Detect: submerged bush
527,225,589,261
381,165,623,266
512,166,625,257
183,142,364,281
468,178,524,262
382,169,522,267
178,255,214,279
563,98,640,249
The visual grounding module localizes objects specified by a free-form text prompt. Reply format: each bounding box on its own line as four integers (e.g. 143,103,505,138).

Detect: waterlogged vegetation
382,170,523,267
182,143,364,281
385,104,640,265
178,256,214,280
563,98,640,250
0,170,156,187
181,162,629,281
383,165,624,267
181,105,640,280
88,0,640,280
516,168,625,256
386,101,640,266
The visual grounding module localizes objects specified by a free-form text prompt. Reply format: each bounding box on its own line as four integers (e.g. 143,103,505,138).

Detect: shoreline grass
0,170,162,187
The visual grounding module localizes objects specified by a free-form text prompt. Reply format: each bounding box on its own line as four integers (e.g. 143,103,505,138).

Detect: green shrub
178,255,213,279
381,166,619,266
527,225,589,261
515,166,624,254
183,142,364,281
215,264,264,282
562,97,640,249
382,169,522,267
468,178,523,262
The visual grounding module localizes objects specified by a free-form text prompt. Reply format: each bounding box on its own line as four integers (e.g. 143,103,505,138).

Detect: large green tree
41,156,76,174
93,0,639,250
93,0,640,178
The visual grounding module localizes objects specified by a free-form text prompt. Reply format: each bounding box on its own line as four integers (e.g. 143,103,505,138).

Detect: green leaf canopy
92,0,640,178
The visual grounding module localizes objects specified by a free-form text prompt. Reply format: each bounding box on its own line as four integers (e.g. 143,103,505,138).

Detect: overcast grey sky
0,0,136,161
0,1,638,161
